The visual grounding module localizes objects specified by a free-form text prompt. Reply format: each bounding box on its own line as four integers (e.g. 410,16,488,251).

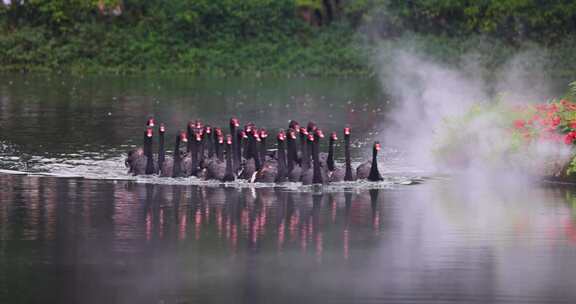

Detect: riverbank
4,23,576,78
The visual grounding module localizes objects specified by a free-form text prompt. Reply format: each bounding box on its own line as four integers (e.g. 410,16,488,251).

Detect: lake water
1,74,576,303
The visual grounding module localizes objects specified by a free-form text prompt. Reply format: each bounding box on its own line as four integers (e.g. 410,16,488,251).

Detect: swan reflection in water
132,183,386,260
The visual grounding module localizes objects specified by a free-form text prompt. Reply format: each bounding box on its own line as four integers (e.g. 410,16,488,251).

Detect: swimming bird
356,141,383,181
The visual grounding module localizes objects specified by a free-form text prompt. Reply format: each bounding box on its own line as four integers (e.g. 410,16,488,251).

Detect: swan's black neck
216,141,224,162
206,131,214,159
250,135,261,170
312,137,323,184
173,135,182,177
186,126,193,153
344,135,353,181
302,136,311,170
286,136,294,173
198,134,205,165
157,131,165,174
144,133,154,175
230,125,237,171
299,133,307,166
327,137,335,172
191,134,199,176
223,143,235,181
235,130,242,172
259,137,267,164
368,145,383,181
277,139,287,182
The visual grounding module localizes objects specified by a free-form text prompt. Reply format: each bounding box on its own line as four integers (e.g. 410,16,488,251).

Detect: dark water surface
1,74,576,303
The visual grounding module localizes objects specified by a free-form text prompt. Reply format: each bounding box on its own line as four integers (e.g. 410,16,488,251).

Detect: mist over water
373,41,570,178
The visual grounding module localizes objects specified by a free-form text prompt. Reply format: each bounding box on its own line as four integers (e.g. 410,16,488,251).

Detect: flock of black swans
125,117,384,184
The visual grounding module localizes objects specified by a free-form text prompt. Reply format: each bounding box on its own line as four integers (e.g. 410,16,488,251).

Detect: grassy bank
3,1,576,77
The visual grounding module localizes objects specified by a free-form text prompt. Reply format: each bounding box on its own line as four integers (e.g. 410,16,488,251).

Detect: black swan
287,128,302,182
331,127,354,182
356,141,383,181
126,127,154,175
258,128,269,163
255,130,287,183
326,131,337,172
160,131,188,177
240,127,261,180
301,133,315,185
275,130,288,182
312,129,328,184
206,134,235,182
229,117,241,173
156,123,166,174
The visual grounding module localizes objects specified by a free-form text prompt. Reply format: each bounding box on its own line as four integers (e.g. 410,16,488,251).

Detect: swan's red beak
159,123,166,133
344,127,351,136
289,131,296,139
231,118,240,127
147,117,155,127
278,131,286,141
260,129,268,138
219,136,225,144
146,128,153,138
301,128,308,135
241,131,248,139
316,129,324,138
308,134,315,142
254,133,261,142
205,126,212,134
375,143,381,151
226,135,232,145
180,132,188,143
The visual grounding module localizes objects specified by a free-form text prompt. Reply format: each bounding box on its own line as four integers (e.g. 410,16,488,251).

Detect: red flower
514,119,525,129
564,131,576,145
570,122,576,129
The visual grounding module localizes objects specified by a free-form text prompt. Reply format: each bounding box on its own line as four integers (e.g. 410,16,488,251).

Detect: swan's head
180,131,188,143
277,130,286,141
215,127,223,137
146,128,153,138
146,117,155,127
289,120,300,132
219,135,224,144
226,135,233,145
307,134,315,142
230,117,240,128
307,121,317,132
159,123,166,133
245,122,255,134
316,129,324,139
259,129,268,139
288,129,297,140
374,141,381,151
204,125,212,135
331,132,338,141
344,127,351,136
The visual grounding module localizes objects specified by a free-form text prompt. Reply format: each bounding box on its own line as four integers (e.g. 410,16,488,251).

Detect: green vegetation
2,0,576,76
433,81,576,179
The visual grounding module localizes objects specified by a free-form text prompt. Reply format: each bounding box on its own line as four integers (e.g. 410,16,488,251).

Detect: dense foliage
2,0,576,75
